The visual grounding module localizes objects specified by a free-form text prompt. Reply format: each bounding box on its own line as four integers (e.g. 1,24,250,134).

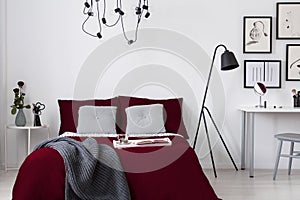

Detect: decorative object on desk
286,44,300,81
291,89,300,107
193,44,239,178
254,82,267,108
244,60,281,88
81,0,150,45
276,2,300,39
264,100,267,108
243,16,272,53
32,102,45,126
11,81,31,126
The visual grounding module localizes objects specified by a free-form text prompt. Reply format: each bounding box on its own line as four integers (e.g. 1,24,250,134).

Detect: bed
12,96,220,200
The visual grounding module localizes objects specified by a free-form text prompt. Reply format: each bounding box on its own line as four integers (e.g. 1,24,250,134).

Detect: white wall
0,0,7,169
1,0,300,169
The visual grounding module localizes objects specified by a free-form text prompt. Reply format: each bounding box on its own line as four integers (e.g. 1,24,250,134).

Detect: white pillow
125,104,166,135
77,106,117,134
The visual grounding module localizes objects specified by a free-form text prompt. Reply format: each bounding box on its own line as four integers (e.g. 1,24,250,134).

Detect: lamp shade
221,50,239,71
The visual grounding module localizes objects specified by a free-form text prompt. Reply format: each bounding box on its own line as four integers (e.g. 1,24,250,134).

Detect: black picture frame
286,44,300,81
243,16,272,53
244,60,281,88
276,2,300,39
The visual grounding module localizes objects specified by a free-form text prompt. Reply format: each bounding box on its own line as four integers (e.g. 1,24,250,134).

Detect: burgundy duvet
12,136,220,200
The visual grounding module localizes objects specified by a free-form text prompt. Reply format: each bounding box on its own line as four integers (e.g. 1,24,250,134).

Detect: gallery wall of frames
243,2,300,88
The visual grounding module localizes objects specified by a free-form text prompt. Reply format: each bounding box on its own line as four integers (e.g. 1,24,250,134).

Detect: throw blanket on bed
34,137,131,200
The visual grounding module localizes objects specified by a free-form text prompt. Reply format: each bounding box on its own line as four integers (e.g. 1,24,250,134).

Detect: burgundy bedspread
12,136,220,200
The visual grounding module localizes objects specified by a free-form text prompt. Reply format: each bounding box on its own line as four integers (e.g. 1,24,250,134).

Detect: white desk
239,106,300,178
4,124,50,171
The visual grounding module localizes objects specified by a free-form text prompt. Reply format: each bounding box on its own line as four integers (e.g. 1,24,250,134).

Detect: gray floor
206,169,300,200
0,170,17,200
0,169,300,200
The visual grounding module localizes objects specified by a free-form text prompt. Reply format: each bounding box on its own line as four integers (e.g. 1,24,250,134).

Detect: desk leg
4,126,7,171
27,129,31,156
241,111,246,170
249,112,254,178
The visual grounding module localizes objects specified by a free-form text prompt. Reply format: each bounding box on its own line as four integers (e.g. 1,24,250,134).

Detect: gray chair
273,133,300,180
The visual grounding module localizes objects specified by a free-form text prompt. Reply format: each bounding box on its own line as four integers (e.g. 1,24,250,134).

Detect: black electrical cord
144,0,150,18
82,0,99,37
119,0,144,44
81,0,150,44
82,15,97,37
96,1,102,38
102,0,121,27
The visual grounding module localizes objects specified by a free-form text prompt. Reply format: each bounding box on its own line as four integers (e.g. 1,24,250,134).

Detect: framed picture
286,44,300,81
244,60,281,88
276,2,300,39
243,16,272,53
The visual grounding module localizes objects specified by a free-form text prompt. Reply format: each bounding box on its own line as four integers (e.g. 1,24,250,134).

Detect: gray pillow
77,106,117,134
125,104,166,135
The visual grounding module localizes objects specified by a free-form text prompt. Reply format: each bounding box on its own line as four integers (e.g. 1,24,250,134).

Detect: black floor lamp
193,44,239,178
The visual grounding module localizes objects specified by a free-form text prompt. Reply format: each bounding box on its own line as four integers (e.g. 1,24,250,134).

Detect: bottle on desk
292,89,300,107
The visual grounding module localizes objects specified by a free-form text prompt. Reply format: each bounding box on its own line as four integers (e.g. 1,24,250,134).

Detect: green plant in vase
11,81,31,126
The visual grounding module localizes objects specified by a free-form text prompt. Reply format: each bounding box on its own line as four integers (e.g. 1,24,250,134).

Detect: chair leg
273,140,283,181
288,142,294,175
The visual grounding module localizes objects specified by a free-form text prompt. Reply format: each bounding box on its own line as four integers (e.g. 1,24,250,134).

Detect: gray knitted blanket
34,137,131,200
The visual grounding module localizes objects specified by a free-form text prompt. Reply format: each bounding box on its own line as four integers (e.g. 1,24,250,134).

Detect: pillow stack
57,96,188,139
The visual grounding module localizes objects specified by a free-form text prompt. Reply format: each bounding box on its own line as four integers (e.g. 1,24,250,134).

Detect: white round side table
4,124,50,171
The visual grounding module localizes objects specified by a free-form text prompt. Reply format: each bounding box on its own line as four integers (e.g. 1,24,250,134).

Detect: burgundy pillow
118,96,189,139
57,98,119,135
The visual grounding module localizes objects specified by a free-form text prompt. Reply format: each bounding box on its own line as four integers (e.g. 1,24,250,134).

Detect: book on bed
113,137,172,149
